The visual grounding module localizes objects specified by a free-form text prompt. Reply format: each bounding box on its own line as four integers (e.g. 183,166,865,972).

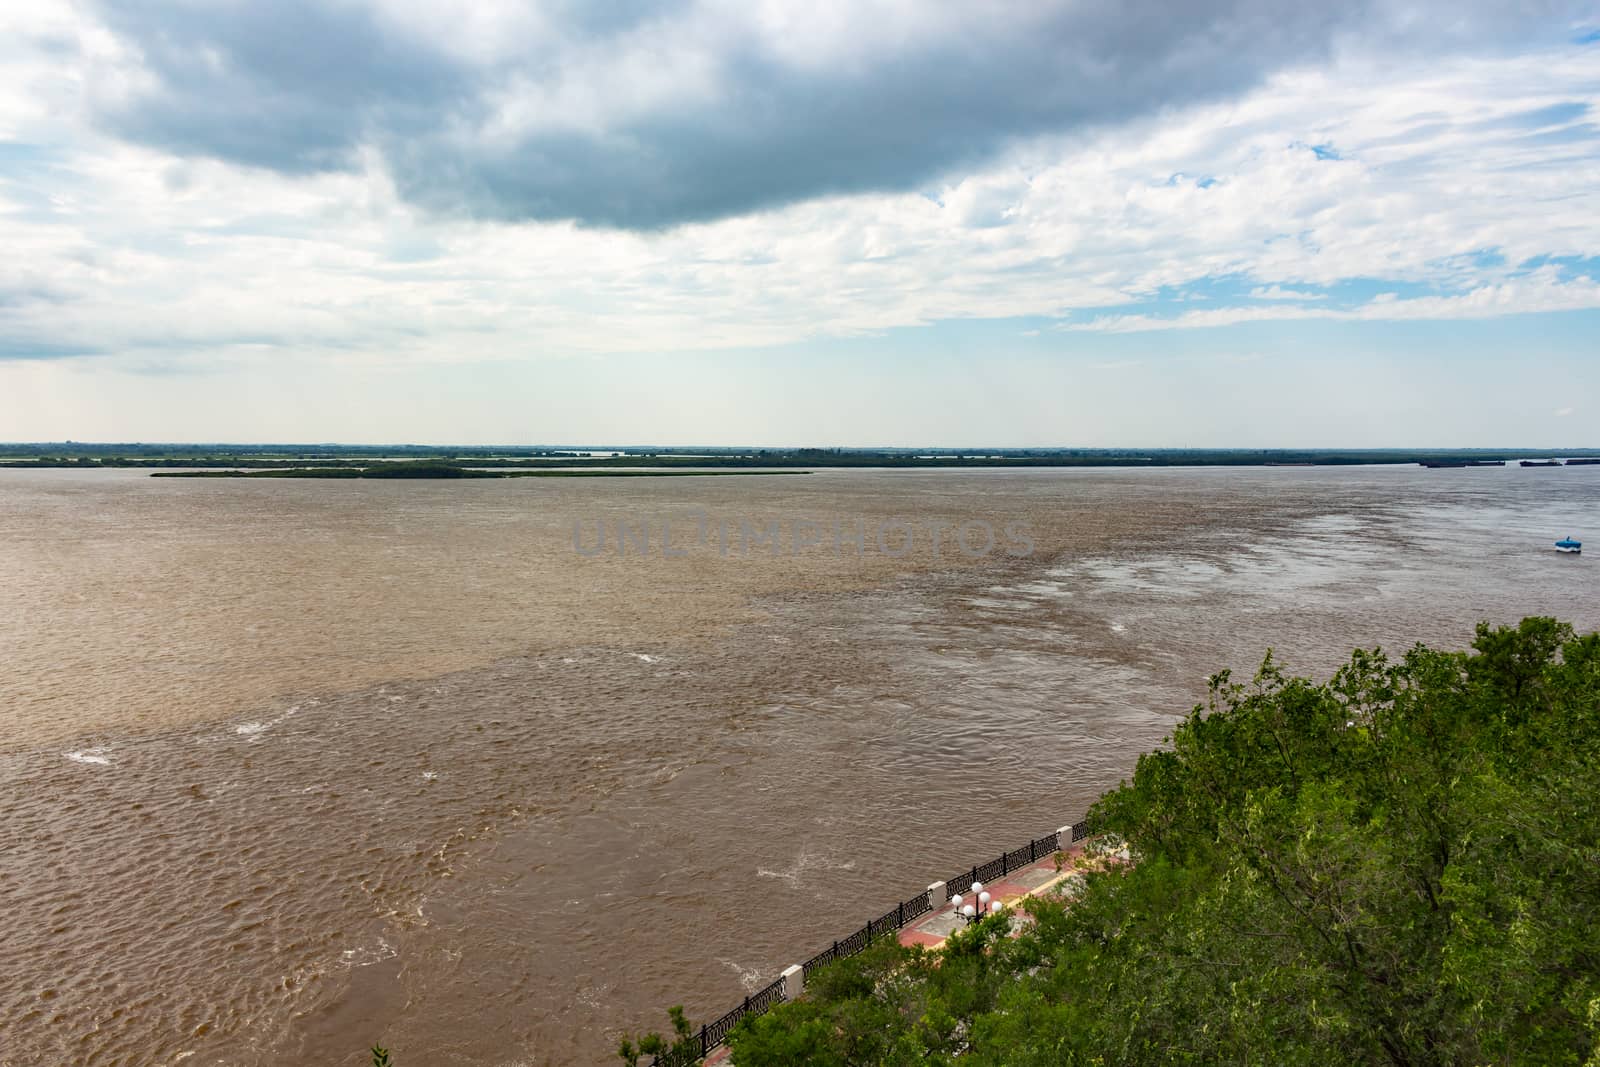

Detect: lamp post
948,880,1004,925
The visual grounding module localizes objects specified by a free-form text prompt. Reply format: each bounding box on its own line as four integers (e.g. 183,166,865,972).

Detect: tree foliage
618,1004,701,1067
724,619,1600,1066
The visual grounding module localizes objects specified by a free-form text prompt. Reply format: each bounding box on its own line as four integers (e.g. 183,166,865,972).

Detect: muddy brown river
1,466,1595,1065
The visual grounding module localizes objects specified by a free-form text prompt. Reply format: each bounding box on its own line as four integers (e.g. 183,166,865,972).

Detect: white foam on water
718,958,767,992
1010,580,1073,599
757,846,857,889
64,748,112,765
421,771,438,781
232,703,302,740
340,938,397,968
1109,622,1126,634
631,653,659,663
576,980,612,1010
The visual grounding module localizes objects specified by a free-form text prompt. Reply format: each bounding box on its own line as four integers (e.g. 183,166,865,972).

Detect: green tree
714,620,1600,1066
618,1005,701,1066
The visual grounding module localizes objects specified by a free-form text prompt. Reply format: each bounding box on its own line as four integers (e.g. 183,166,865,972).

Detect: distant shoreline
149,467,814,479
5,444,1600,472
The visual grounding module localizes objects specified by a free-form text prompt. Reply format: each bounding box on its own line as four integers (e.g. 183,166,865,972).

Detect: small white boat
1555,536,1582,554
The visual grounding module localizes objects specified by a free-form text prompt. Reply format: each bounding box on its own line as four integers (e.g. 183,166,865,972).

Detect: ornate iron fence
644,819,1093,1066
944,825,1075,901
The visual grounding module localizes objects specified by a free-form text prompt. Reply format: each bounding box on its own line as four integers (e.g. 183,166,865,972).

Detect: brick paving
899,838,1092,949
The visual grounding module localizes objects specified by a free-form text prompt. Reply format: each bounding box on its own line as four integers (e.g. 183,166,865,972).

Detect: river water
0,466,1594,1065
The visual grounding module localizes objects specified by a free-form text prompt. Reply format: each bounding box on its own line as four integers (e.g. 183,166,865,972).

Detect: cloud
1068,270,1600,332
72,0,1589,229
89,0,469,175
2,6,1599,371
1250,285,1326,300
0,337,102,360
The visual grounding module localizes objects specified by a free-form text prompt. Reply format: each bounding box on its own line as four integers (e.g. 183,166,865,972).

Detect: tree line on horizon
7,446,1600,471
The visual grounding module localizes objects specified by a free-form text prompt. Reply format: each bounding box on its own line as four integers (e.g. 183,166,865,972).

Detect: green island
149,464,811,479
616,619,1600,1067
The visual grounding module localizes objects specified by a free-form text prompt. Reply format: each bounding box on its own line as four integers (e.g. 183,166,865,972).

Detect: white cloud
0,4,1598,372
1070,269,1600,332
1250,285,1326,300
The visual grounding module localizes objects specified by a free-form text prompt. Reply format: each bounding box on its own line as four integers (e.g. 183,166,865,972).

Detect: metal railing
644,819,1092,1065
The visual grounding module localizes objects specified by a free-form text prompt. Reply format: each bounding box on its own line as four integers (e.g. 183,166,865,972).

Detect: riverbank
644,825,1116,1067
711,618,1600,1066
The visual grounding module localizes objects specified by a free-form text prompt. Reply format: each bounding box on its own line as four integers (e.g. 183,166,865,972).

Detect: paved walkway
699,839,1107,1065
899,839,1091,949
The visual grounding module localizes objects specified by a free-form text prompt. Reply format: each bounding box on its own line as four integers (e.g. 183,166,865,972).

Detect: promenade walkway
699,838,1101,1065
899,838,1092,950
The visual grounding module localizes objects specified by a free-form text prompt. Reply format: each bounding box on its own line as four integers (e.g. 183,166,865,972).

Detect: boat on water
1420,460,1506,468
1521,459,1563,467
1556,537,1582,554
1567,458,1600,466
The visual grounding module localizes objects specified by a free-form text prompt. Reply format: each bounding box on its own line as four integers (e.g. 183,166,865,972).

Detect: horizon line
5,442,1600,453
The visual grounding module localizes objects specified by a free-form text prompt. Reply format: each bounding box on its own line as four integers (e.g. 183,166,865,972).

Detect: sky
0,0,1597,446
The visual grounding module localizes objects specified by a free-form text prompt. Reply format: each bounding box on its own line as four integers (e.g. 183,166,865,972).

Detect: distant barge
1566,458,1600,466
1419,460,1506,468
1520,460,1563,467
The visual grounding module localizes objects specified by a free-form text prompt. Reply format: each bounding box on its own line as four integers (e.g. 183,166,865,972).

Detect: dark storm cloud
92,0,472,173
86,0,1582,229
